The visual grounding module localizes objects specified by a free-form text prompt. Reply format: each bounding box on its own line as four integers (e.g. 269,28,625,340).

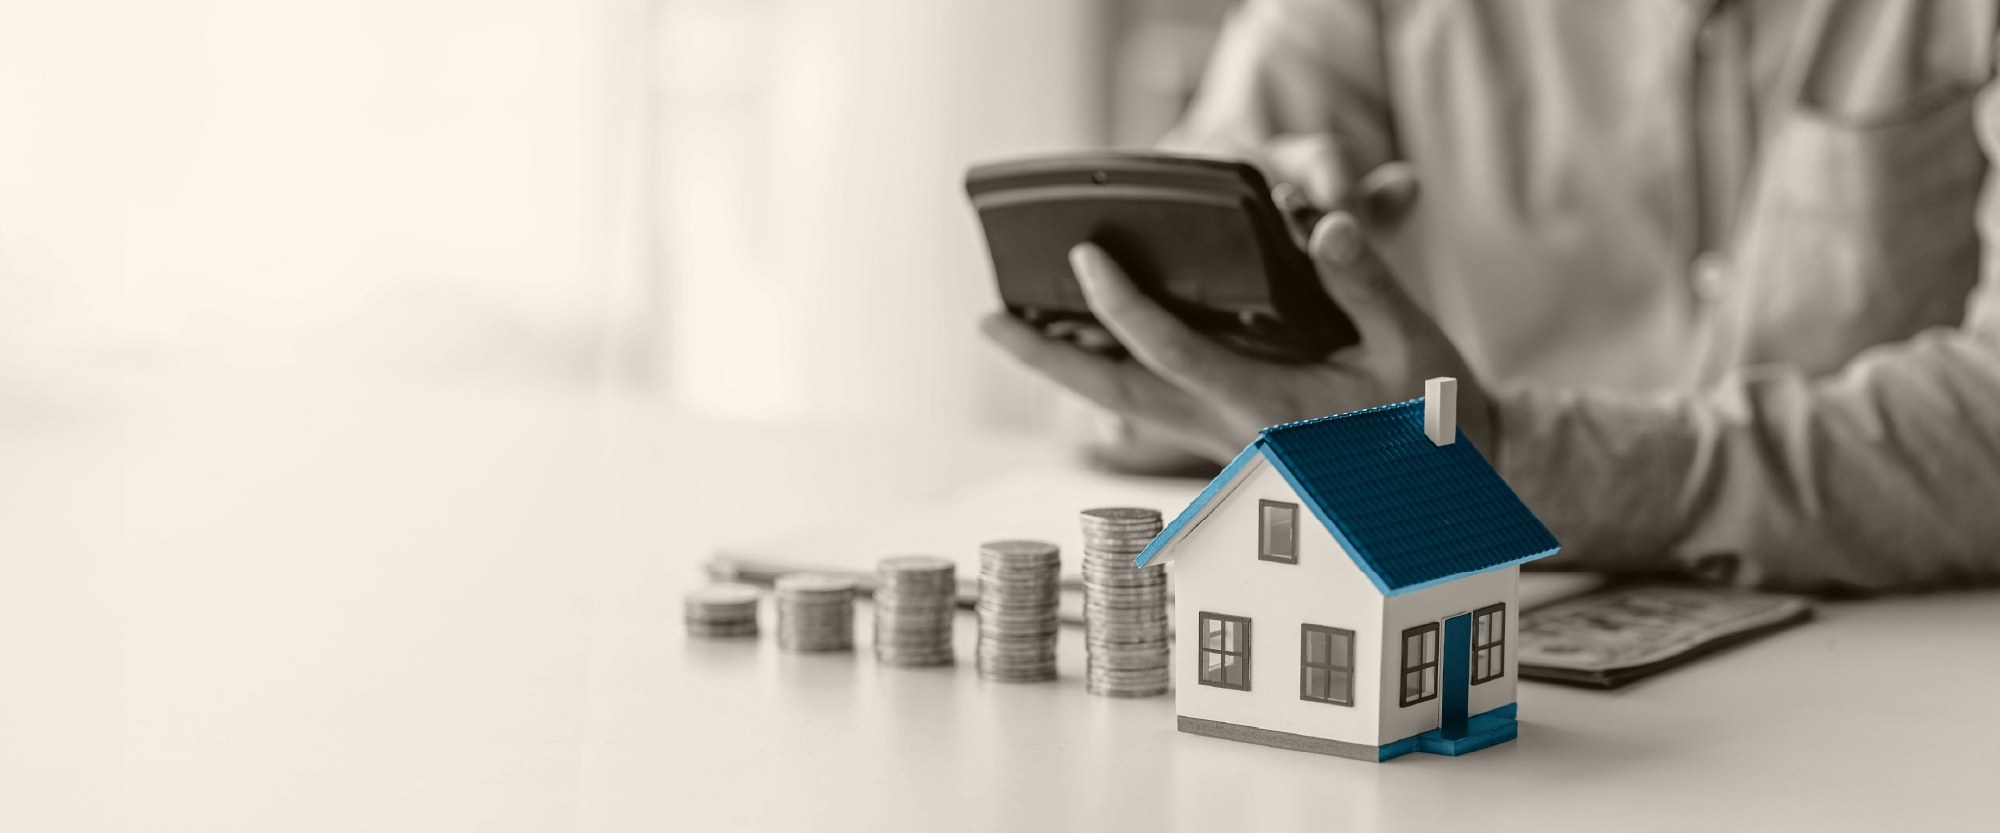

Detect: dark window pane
1305,628,1328,661
1329,632,1350,669
1328,670,1350,703
1304,667,1329,699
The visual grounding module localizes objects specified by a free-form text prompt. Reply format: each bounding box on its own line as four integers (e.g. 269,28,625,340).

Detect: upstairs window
1472,604,1506,684
1258,500,1298,564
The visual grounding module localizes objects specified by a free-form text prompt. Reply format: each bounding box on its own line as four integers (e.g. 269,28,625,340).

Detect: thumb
1307,211,1427,348
1354,161,1420,229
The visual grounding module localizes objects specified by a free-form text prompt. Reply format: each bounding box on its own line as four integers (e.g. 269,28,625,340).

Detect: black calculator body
965,152,1357,363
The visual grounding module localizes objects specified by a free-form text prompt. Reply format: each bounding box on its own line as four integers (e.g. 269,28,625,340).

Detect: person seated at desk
984,0,2000,594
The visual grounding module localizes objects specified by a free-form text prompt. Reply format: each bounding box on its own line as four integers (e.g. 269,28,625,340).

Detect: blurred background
4,6,1248,823
0,0,1232,433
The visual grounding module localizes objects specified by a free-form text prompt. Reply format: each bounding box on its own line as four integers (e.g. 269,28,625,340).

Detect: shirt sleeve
1495,84,2000,594
1156,0,1397,173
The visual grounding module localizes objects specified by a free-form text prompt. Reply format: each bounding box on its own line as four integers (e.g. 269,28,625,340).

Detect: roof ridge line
1257,396,1424,437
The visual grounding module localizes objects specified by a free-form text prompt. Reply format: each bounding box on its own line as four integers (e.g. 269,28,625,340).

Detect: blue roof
1134,398,1559,596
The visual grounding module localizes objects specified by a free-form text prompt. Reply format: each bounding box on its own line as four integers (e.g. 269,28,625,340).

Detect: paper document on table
1517,584,1814,688
708,462,1604,624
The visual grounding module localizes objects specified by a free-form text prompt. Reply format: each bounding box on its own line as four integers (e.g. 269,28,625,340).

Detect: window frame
1471,603,1506,685
1196,612,1253,691
1257,499,1299,564
1399,622,1440,707
1298,624,1356,706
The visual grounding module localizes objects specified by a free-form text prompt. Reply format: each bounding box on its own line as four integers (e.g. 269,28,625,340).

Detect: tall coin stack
683,583,761,638
873,555,957,666
774,573,856,652
975,540,1061,682
1079,507,1171,697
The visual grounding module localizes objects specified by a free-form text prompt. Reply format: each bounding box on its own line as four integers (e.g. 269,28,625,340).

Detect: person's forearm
1495,328,2000,592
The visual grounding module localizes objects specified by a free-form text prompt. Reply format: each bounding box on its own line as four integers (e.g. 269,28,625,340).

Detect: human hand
981,211,1493,463
1253,133,1421,244
1039,138,1421,362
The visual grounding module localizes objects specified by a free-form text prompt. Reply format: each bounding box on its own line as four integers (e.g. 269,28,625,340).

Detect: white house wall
1376,566,1521,744
1166,454,1388,746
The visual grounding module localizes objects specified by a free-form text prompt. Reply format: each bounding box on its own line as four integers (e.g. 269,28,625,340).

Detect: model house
1134,378,1560,761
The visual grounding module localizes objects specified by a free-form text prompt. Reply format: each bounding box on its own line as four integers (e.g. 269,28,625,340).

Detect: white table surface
4,375,1996,832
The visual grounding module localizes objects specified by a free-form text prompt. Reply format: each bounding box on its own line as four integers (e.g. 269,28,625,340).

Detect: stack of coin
1079,507,1171,697
873,555,957,666
975,540,1061,682
683,583,762,638
775,573,856,652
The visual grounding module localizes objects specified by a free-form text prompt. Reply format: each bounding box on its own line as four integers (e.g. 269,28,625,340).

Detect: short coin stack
1079,507,1171,697
775,573,856,652
974,540,1061,682
683,583,762,638
873,555,958,666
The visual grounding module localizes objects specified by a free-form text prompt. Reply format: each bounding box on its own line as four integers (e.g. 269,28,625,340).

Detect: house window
1471,604,1506,685
1258,500,1298,563
1399,623,1439,707
1300,624,1354,705
1197,612,1251,690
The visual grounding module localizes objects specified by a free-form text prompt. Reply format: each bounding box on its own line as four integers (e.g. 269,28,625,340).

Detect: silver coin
1083,601,1169,614
686,624,760,638
777,611,854,622
1088,651,1171,663
878,605,950,616
686,604,762,615
1078,570,1161,582
978,538,1059,556
1085,628,1170,640
976,660,1059,673
980,671,1057,683
878,554,954,572
1081,538,1159,548
774,573,856,590
874,616,954,628
687,621,760,633
1079,506,1163,522
1080,582,1167,596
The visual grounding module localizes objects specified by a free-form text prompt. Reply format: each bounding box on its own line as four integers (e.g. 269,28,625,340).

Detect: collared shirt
1166,0,2000,590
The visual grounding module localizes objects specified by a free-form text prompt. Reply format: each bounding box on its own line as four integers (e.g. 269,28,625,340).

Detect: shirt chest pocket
1728,85,1987,374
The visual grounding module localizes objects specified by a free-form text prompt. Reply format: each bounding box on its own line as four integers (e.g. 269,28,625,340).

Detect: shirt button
1691,251,1729,302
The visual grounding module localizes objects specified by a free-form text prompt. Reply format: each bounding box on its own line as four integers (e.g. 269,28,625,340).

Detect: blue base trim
1378,703,1519,761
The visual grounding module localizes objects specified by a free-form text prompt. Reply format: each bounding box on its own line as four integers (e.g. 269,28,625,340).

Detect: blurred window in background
0,1,1227,432
650,0,1227,430
0,2,637,405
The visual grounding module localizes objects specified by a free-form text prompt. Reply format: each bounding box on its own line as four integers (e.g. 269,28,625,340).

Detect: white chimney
1425,377,1458,446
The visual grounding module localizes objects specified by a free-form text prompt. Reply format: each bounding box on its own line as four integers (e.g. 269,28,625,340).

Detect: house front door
1440,612,1472,739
